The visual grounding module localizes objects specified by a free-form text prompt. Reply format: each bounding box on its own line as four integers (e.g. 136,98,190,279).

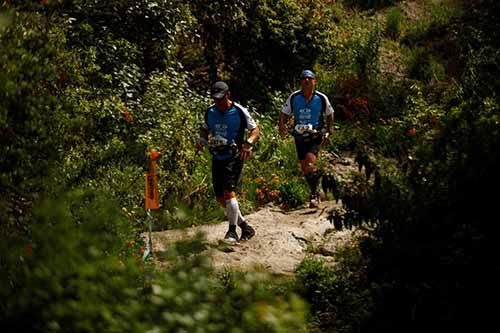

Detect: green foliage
343,0,401,10
187,0,333,105
154,252,310,332
242,107,309,210
277,180,307,210
329,123,367,152
0,9,82,236
385,7,402,40
0,190,145,332
315,12,382,116
3,0,500,331
63,0,193,77
405,46,445,82
0,191,308,332
401,0,461,48
295,251,373,333
332,1,500,330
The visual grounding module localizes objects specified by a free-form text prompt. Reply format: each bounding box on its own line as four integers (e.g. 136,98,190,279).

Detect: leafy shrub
385,7,402,40
0,191,309,332
144,264,308,333
406,46,444,82
278,180,307,210
295,251,373,333
345,0,401,10
0,190,145,333
0,9,85,237
187,0,336,106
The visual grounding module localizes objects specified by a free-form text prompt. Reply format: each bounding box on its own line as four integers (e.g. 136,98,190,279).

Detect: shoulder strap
234,104,248,130
233,104,248,145
289,91,302,125
318,93,327,129
204,108,209,124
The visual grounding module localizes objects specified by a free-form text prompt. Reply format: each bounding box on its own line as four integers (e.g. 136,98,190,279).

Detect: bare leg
300,153,320,207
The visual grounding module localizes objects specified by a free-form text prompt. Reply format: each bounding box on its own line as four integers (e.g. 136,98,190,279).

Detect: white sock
226,205,245,225
225,198,239,226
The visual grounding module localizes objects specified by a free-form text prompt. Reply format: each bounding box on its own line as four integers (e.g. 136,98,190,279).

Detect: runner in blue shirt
279,70,335,208
197,81,260,243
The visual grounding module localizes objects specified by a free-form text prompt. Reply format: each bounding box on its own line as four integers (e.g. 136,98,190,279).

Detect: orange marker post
144,149,161,210
143,149,161,261
144,169,159,210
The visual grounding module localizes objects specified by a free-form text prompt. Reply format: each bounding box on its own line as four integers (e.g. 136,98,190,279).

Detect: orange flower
123,110,133,123
25,244,33,257
407,127,417,137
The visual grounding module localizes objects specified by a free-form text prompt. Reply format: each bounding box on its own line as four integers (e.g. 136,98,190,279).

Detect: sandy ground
148,200,358,274
146,153,361,275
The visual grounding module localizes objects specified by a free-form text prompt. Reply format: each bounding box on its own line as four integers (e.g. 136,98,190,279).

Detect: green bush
143,263,308,333
346,0,400,10
406,46,445,82
0,191,309,332
0,9,85,237
0,190,145,332
385,8,402,40
278,180,307,210
187,0,335,106
295,251,373,333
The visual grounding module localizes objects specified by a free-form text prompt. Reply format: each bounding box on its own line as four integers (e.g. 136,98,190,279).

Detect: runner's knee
304,162,316,174
217,197,226,207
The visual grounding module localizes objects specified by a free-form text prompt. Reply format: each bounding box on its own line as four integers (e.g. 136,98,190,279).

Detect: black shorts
294,135,322,160
212,155,244,198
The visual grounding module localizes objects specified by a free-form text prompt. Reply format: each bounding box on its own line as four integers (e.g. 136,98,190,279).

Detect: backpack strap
318,93,327,130
234,104,248,146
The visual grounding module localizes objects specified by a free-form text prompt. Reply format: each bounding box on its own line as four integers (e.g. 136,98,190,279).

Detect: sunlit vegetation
1,0,499,331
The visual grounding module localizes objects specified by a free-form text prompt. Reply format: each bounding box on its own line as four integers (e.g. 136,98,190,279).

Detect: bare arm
327,113,334,134
196,128,210,152
279,113,290,137
246,126,260,145
241,126,259,162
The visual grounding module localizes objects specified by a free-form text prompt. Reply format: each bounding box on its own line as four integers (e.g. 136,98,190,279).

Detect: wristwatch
245,139,254,146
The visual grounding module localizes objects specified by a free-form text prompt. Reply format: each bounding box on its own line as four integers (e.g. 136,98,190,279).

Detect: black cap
211,81,229,99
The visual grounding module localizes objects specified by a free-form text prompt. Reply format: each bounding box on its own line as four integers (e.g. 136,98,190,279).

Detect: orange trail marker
144,170,159,210
143,149,161,261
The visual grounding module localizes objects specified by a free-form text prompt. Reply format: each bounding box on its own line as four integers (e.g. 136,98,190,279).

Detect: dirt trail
148,153,361,275
150,200,358,274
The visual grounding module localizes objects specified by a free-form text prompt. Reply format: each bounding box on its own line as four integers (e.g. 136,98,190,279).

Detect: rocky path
148,200,358,275
147,152,360,275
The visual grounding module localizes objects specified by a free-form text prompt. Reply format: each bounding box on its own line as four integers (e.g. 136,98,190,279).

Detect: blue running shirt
282,90,334,128
203,102,257,160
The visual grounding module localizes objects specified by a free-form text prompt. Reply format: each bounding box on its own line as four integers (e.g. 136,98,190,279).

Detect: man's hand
196,137,208,153
279,126,288,138
278,113,290,138
321,131,332,147
240,143,252,161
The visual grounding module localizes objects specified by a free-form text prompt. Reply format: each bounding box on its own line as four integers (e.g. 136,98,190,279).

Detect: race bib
209,135,229,147
294,124,313,134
